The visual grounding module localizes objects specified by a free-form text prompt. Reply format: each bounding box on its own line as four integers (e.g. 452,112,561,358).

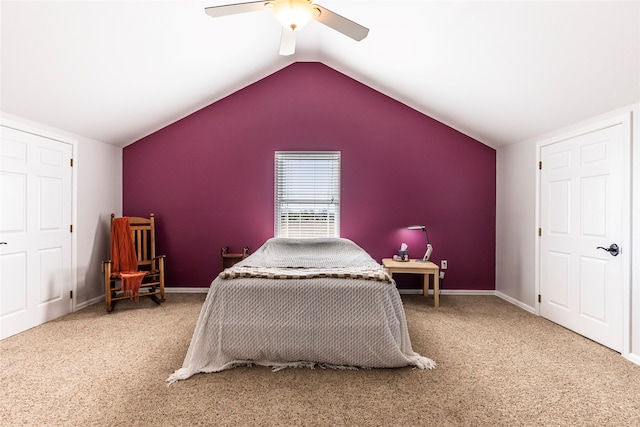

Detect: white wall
75,137,122,306
496,103,640,363
0,112,122,308
495,139,537,310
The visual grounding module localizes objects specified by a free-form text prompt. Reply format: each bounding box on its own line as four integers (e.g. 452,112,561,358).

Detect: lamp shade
273,0,313,31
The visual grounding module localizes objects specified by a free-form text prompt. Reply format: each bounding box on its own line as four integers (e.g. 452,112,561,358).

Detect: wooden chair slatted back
111,214,157,270
128,215,156,269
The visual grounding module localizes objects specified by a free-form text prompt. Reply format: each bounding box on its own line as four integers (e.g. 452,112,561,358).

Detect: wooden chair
103,213,166,312
221,246,249,270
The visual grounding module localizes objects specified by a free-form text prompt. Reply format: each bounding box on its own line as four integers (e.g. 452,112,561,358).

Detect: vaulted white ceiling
1,1,638,148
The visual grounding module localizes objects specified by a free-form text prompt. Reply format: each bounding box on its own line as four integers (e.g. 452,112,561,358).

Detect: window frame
274,151,341,238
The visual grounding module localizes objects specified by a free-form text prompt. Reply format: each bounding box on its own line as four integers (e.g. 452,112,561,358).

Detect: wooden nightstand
221,246,249,270
382,258,440,307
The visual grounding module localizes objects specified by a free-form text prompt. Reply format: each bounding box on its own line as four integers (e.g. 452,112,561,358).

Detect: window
275,151,340,238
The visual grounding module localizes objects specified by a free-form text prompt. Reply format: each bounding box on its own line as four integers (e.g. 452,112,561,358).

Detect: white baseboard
398,289,423,295
75,295,104,310
495,290,536,314
626,352,640,366
398,288,496,296
439,289,496,296
165,287,209,294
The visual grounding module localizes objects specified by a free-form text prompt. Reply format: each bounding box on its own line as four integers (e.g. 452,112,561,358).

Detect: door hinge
70,290,73,299
538,228,542,236
70,224,73,233
70,158,74,167
538,294,541,303
538,161,542,170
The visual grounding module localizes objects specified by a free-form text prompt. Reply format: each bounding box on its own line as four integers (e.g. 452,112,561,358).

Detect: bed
167,237,434,383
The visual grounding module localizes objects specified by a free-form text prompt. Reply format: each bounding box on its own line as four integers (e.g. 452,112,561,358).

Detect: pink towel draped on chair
111,217,146,302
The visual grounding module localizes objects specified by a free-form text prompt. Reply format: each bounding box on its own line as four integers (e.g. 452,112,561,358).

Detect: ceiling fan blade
279,28,296,56
312,5,369,41
205,1,269,18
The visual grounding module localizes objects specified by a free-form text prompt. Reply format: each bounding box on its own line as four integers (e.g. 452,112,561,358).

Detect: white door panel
540,124,625,352
0,251,27,317
547,251,570,310
0,126,72,339
579,256,607,321
548,180,570,234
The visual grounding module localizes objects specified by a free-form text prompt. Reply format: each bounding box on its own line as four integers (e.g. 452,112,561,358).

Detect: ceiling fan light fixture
272,0,313,31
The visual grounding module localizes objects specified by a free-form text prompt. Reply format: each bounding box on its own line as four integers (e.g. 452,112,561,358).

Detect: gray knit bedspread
167,238,435,383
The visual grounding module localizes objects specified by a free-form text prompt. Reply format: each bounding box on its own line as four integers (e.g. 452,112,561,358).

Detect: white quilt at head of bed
167,238,435,383
236,237,382,268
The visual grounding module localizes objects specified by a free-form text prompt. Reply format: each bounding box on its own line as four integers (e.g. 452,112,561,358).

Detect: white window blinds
275,151,340,238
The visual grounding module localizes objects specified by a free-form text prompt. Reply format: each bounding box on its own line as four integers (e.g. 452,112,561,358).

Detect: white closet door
1,126,73,339
539,123,625,352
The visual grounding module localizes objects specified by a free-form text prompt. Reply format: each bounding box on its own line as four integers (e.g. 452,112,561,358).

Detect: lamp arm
422,229,432,261
423,244,433,262
422,228,430,244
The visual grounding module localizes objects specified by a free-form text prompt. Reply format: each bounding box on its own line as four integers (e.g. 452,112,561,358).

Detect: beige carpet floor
1,293,639,426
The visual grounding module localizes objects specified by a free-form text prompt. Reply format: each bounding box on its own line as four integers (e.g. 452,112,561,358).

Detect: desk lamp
408,225,432,262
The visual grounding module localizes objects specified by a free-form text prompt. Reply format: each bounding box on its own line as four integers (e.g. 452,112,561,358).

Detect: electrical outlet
441,260,448,270
439,271,445,279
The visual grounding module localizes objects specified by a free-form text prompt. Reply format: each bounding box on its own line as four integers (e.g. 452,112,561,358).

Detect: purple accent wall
123,62,496,290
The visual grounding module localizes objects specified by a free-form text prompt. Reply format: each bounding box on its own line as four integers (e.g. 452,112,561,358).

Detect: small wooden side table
221,246,249,270
382,258,440,308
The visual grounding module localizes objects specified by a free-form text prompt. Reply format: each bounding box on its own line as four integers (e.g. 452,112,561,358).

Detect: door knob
596,243,619,256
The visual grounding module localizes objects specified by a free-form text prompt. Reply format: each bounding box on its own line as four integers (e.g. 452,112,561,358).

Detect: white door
0,126,73,339
539,123,625,352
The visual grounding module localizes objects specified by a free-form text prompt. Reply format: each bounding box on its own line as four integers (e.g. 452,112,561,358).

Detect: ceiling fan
205,0,369,56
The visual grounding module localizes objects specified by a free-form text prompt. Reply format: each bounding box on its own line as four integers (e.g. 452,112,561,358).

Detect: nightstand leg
423,274,429,298
433,272,440,308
